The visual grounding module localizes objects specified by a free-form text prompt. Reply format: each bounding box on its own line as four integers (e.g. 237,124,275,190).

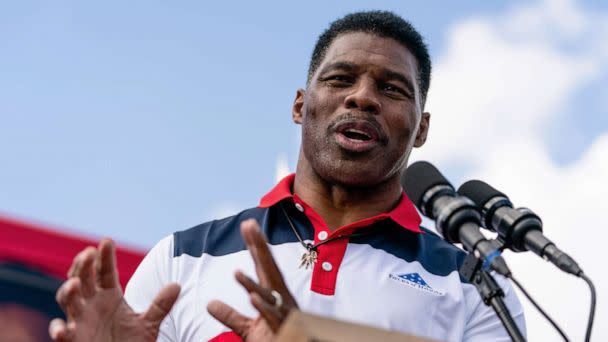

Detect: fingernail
241,220,258,242
245,219,259,230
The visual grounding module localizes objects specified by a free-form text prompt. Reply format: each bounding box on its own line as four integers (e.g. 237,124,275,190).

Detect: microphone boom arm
460,253,526,342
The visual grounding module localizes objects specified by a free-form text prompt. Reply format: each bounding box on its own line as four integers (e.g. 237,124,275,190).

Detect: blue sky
1,1,607,340
2,0,605,246
0,1,526,245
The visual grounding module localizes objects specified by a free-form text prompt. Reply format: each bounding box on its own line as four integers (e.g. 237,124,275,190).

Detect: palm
50,240,180,342
243,317,275,342
109,303,162,342
75,288,125,341
77,292,156,342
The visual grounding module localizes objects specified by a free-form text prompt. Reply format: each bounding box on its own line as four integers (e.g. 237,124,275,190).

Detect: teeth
345,129,371,138
343,128,372,141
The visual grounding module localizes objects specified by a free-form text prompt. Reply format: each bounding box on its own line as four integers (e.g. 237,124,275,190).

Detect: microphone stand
459,245,526,342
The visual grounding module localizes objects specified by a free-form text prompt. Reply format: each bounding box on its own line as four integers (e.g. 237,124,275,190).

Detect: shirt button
322,262,333,272
317,231,328,240
294,203,304,212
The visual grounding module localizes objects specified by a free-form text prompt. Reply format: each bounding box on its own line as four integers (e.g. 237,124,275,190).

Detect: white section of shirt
125,235,526,342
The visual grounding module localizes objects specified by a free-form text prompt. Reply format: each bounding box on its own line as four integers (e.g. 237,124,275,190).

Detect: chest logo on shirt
389,272,446,296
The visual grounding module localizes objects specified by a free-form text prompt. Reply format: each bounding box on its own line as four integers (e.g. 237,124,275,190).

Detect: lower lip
335,133,379,153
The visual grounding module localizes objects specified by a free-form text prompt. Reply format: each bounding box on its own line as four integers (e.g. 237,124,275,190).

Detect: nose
344,79,381,114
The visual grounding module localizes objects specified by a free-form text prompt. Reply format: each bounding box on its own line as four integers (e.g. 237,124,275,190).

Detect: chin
304,144,403,188
325,163,395,189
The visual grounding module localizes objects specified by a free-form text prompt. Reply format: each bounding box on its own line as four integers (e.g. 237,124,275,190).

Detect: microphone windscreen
457,180,507,206
402,161,452,209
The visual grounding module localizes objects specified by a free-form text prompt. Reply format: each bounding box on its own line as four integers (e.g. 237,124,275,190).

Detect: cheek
307,88,343,117
302,91,340,134
388,111,419,152
301,99,326,147
404,108,421,136
392,112,414,137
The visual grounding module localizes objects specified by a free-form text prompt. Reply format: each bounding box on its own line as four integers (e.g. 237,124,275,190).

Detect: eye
381,83,411,98
322,74,354,87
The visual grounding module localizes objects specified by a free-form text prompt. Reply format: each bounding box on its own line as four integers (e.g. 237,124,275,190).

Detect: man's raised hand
49,239,181,342
207,219,298,341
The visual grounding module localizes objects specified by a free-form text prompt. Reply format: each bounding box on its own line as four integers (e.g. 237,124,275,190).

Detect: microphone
458,180,582,276
402,161,511,277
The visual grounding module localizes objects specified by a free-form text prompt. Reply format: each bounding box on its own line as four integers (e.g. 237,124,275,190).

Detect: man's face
293,32,430,187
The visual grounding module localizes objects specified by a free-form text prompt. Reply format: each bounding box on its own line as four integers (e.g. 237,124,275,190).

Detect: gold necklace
279,203,375,269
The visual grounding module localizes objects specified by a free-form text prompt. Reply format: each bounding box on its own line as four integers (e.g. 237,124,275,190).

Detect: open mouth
332,119,384,153
335,120,381,142
342,128,373,141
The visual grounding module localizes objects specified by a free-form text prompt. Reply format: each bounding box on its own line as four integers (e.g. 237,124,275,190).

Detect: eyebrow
317,61,358,76
318,61,416,94
381,70,415,95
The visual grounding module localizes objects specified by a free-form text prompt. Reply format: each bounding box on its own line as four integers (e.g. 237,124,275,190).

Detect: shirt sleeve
124,235,177,342
462,273,527,342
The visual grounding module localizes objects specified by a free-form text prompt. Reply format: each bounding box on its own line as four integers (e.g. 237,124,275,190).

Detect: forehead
318,32,418,81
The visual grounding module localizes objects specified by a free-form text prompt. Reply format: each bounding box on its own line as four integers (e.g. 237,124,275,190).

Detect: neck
293,159,402,231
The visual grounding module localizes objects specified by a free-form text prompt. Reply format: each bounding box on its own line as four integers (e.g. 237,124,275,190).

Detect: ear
292,89,305,124
414,112,430,147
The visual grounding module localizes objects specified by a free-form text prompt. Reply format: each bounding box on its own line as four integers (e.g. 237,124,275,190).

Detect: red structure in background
0,215,147,342
0,215,146,288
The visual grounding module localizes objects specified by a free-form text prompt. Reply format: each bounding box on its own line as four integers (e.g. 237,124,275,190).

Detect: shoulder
418,226,468,262
173,206,268,258
417,226,469,280
357,224,469,280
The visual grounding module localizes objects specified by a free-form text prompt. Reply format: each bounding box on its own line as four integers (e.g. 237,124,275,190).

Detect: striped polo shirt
124,174,525,341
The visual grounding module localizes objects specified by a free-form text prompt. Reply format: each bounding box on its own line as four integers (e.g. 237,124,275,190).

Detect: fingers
240,219,283,286
142,283,181,324
96,239,120,289
235,270,276,304
236,270,289,332
250,293,283,332
49,318,72,342
68,239,120,293
207,300,251,337
240,220,297,308
67,246,93,278
56,278,84,319
78,248,97,297
67,247,97,298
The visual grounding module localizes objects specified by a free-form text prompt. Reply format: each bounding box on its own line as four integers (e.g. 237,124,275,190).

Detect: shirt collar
259,173,422,234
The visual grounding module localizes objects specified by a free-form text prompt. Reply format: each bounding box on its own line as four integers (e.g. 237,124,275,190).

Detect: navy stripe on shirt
173,204,467,281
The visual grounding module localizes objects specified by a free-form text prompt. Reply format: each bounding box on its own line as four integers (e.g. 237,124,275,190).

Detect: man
50,11,525,342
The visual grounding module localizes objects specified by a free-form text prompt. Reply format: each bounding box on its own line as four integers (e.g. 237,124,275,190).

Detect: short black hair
308,11,431,106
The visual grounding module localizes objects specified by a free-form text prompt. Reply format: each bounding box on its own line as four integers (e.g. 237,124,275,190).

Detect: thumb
142,283,181,324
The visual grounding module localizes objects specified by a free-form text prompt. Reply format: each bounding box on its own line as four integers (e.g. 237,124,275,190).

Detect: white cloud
416,0,608,340
469,134,608,341
502,0,586,40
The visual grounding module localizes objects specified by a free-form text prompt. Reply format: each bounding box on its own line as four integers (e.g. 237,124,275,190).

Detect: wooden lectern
275,310,438,342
